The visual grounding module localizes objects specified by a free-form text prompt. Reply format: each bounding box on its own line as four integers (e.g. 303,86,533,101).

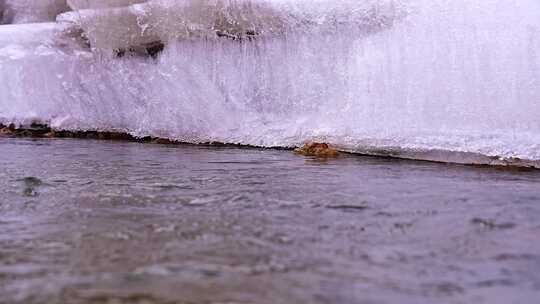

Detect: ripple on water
1,138,540,304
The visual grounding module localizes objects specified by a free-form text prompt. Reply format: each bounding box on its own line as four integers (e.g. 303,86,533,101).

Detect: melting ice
0,0,539,166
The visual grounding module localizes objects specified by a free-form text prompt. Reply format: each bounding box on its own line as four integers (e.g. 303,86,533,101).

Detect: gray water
1,138,540,304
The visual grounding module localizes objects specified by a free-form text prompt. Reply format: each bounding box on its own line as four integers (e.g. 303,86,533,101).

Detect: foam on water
0,0,539,167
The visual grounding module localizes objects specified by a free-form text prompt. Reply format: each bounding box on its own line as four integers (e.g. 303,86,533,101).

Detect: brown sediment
1,123,538,170
151,138,178,145
1,123,51,138
0,123,15,136
0,123,150,142
0,123,270,149
294,142,340,158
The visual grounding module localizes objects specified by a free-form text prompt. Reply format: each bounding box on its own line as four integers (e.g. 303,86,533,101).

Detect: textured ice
1,0,68,24
1,0,540,166
58,0,402,54
67,0,146,10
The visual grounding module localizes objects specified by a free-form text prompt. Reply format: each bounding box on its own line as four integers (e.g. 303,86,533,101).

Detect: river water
1,138,539,304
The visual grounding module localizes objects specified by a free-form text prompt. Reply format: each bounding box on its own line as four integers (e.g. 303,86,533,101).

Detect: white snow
0,0,540,166
56,0,403,54
1,0,68,24
67,0,146,10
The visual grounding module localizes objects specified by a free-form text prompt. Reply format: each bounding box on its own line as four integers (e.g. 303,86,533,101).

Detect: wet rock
2,123,153,143
18,177,43,197
152,138,177,145
17,129,33,137
0,123,54,138
144,41,165,59
104,132,136,141
294,142,339,158
114,41,165,59
20,177,43,186
54,130,74,138
326,202,369,211
471,218,516,230
26,123,52,137
0,124,15,137
216,29,260,41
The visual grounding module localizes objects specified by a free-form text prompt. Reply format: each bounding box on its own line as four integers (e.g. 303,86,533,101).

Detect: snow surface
56,0,402,54
1,0,540,166
67,0,146,10
1,0,68,24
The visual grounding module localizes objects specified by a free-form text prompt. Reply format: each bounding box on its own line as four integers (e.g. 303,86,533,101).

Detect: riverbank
2,123,538,170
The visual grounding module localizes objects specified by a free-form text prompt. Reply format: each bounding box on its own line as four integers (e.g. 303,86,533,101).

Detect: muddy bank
0,123,279,148
2,123,539,170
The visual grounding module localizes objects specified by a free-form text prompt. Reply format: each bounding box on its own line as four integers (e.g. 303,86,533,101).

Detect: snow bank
1,0,539,167
1,0,69,24
67,0,146,10
57,0,403,54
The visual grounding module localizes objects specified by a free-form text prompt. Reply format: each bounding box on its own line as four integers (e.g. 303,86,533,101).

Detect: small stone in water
18,177,43,197
471,218,516,230
294,142,339,158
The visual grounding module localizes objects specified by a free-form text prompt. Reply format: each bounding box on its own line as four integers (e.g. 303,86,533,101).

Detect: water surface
1,138,539,304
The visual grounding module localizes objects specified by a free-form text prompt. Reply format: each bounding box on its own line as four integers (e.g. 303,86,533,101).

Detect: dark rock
152,138,177,145
18,177,43,197
27,123,52,137
326,203,368,211
17,129,33,137
471,218,516,230
115,41,165,59
216,28,260,41
144,41,165,59
84,131,99,139
2,123,180,146
19,176,42,187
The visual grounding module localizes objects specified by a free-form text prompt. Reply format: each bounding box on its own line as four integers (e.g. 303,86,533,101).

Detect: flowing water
1,138,540,304
1,1,540,302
